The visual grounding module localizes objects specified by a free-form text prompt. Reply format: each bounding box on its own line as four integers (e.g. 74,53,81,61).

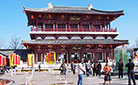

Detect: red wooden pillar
94,46,97,62
68,51,70,63
106,25,109,32
68,23,71,31
55,45,58,61
109,23,111,31
67,46,71,63
80,45,84,61
79,52,83,62
89,24,91,31
66,24,67,31
36,20,38,31
55,23,58,31
91,23,93,31
80,23,83,31
42,22,45,31
42,49,45,64
104,25,105,31
56,51,58,61
106,47,108,62
34,49,37,64
91,21,95,31
113,48,115,60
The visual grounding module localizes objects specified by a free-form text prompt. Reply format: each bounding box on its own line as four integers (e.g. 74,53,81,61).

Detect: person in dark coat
71,62,76,74
125,59,136,85
38,63,41,72
92,63,97,76
97,62,102,76
117,59,124,78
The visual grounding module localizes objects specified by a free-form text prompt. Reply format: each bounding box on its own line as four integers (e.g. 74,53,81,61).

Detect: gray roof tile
22,39,128,45
24,6,124,15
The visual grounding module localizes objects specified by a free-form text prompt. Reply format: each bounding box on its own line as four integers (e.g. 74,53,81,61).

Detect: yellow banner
9,53,16,67
45,51,56,65
27,54,34,67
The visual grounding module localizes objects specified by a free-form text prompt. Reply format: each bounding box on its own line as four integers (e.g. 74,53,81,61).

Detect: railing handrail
31,27,117,32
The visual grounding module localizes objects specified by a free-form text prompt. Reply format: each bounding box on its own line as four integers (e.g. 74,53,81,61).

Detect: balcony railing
31,27,117,32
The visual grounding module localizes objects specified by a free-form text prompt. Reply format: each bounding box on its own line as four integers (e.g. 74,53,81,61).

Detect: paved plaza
0,70,138,85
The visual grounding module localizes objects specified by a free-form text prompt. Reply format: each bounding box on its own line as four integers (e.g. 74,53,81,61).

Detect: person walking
38,63,41,72
60,62,67,75
103,62,112,85
97,62,102,77
95,62,98,76
125,59,136,85
85,61,91,76
92,63,96,76
77,60,85,85
71,62,76,75
117,59,124,78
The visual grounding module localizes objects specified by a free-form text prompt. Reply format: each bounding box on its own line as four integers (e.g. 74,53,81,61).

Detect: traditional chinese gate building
22,3,128,63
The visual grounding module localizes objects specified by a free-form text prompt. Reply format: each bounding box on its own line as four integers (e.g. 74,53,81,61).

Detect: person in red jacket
103,62,112,85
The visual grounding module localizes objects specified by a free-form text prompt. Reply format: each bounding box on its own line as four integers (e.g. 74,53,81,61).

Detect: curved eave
24,7,124,15
22,39,128,46
25,11,124,16
90,8,124,15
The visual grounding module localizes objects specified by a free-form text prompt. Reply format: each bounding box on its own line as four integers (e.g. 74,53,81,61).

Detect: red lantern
114,17,116,20
86,15,89,19
48,45,52,49
110,45,112,48
31,15,34,19
107,16,109,20
39,14,41,18
61,15,64,18
49,14,52,18
62,45,65,49
26,45,29,49
88,44,91,48
101,45,103,48
122,44,124,48
38,45,40,49
98,16,101,20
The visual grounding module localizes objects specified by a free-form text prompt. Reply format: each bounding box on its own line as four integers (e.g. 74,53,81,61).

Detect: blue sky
0,0,138,48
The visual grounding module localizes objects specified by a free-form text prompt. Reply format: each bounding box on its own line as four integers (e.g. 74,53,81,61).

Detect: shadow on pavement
85,83,127,85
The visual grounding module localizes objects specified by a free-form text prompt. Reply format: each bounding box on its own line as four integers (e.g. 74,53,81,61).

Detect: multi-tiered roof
23,3,127,47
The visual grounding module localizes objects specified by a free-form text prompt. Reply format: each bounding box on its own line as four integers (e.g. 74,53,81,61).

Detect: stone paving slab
0,71,138,85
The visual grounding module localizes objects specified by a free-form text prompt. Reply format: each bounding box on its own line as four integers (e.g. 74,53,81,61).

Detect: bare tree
0,38,5,49
8,35,24,49
135,39,138,48
132,38,138,48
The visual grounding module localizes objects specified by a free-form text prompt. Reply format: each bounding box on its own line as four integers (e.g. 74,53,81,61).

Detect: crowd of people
59,60,102,77
59,60,103,85
59,58,137,85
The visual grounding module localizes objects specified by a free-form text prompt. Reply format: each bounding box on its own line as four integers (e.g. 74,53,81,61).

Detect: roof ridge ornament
88,4,93,10
48,2,53,9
